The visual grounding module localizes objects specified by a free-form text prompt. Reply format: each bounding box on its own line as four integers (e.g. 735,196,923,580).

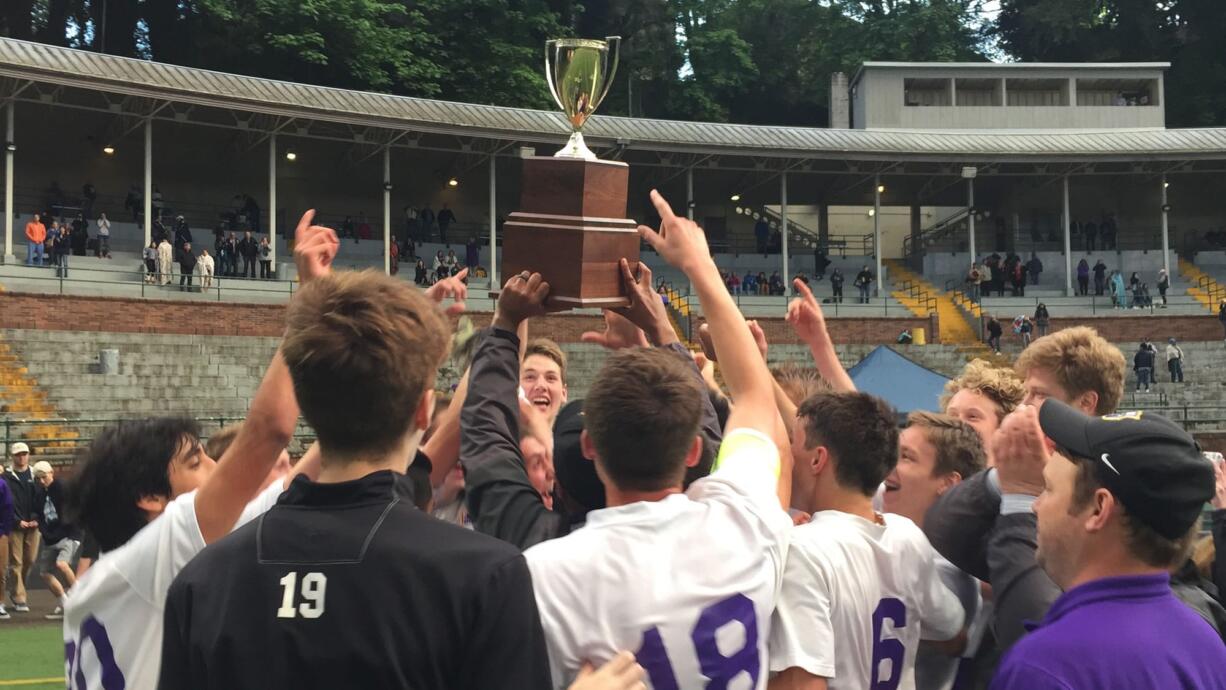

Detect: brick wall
0,291,939,345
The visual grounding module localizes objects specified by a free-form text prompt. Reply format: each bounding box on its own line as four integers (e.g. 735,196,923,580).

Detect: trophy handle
544,39,565,114
593,36,621,115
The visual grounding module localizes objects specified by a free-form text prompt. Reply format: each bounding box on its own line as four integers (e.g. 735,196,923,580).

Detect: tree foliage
3,0,1225,127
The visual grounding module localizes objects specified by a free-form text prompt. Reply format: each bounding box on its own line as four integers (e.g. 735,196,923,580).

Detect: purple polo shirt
992,573,1226,690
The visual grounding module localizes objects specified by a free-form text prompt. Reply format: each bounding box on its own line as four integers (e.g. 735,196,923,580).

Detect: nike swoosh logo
1100,453,1120,475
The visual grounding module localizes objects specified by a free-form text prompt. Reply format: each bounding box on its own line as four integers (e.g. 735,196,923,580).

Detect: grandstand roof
0,38,1224,164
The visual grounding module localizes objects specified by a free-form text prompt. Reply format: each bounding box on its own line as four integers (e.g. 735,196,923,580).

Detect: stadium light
1163,181,1170,189
867,208,876,218
102,145,115,155
730,193,741,202
5,142,15,152
448,177,459,187
877,184,885,194
285,150,297,161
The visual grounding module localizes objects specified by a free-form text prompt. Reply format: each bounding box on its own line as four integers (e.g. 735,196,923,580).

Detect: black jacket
238,237,260,258
38,479,77,544
1134,348,1156,370
177,247,198,272
3,468,44,523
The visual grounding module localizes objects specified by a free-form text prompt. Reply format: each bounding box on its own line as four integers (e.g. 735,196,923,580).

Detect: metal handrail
0,266,299,301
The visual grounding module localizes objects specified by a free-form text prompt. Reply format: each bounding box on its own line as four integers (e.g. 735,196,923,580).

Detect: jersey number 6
870,597,907,690
635,593,759,690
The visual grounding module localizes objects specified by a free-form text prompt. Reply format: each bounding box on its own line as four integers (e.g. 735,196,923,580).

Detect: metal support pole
781,171,790,292
383,146,391,275
268,132,277,265
967,178,976,264
489,155,498,288
1063,175,1072,297
874,174,881,297
3,100,13,263
1160,174,1170,277
686,167,694,221
143,118,152,247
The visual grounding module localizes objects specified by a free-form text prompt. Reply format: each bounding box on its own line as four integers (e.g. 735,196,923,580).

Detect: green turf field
0,622,63,688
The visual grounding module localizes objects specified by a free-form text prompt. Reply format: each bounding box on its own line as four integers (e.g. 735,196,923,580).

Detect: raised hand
697,319,767,363
569,652,646,690
786,278,830,345
612,258,677,346
426,267,468,316
637,190,712,276
993,405,1050,497
492,271,551,332
581,310,650,351
293,210,339,284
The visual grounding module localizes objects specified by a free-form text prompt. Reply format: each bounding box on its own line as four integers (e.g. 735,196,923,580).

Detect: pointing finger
648,189,678,223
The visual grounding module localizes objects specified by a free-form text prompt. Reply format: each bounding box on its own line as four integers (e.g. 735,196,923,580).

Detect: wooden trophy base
499,156,640,308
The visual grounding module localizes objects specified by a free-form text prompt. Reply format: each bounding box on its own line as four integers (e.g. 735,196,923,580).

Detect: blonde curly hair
939,358,1025,422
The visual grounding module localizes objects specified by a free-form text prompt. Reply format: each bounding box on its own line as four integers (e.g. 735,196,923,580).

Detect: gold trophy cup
545,37,620,160
499,35,640,308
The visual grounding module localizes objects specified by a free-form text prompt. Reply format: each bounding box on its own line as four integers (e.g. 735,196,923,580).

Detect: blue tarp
847,346,951,415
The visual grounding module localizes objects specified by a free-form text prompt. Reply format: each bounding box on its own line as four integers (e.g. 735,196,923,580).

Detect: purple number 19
636,593,760,689
870,597,907,690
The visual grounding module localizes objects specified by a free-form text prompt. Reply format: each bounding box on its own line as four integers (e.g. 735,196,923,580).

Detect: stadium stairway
1180,258,1226,312
0,335,81,460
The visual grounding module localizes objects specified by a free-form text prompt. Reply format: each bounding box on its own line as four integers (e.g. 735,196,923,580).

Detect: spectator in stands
1017,315,1034,348
756,271,768,295
24,213,46,266
143,241,158,283
432,250,445,284
465,236,480,270
1111,270,1127,308
177,242,198,291
1219,299,1226,341
238,231,259,278
414,258,428,285
1073,256,1093,294
34,461,79,621
157,236,174,285
769,270,785,296
53,224,71,278
199,249,215,291
403,204,418,245
1102,212,1118,250
1083,218,1098,251
1093,259,1108,296
389,239,400,276
445,249,459,277
419,204,435,241
754,216,769,254
830,267,844,303
4,442,43,614
1166,338,1185,383
855,265,874,303
437,203,456,245
71,213,88,256
152,216,168,245
125,184,141,221
1140,283,1153,308
1011,260,1028,297
814,247,831,280
1027,253,1043,286
341,215,355,240
1129,271,1141,293
82,182,96,219
95,212,111,259
727,271,741,295
986,316,1002,353
1034,302,1051,337
259,237,273,279
1157,268,1170,308
174,215,192,250
222,232,238,277
1134,341,1155,392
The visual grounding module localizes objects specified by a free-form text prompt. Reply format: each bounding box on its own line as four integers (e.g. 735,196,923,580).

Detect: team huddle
54,192,1226,690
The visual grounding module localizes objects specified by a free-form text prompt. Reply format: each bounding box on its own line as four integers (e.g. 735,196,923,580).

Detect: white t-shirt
525,428,792,690
63,481,284,690
769,511,964,690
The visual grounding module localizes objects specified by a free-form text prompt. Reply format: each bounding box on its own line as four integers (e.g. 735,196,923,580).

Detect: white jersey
63,481,284,690
914,554,980,690
769,511,964,690
525,428,792,690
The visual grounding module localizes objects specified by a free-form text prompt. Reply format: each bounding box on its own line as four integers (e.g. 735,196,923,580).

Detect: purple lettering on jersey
870,597,907,690
66,616,126,690
635,594,759,689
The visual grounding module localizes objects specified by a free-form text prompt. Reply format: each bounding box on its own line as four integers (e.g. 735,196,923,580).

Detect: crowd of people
3,192,1225,690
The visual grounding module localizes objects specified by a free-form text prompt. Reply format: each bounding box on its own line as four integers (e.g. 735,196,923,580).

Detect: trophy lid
551,38,610,49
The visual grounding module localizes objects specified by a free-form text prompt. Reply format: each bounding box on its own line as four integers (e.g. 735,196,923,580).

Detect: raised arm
787,279,854,393
193,211,335,544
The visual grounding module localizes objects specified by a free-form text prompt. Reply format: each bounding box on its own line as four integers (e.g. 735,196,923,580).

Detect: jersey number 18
635,593,759,689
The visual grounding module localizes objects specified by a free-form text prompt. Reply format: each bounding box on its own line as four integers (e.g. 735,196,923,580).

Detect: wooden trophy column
501,156,640,308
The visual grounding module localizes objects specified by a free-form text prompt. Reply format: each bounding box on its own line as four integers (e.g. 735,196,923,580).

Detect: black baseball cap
552,400,606,522
1038,399,1214,540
